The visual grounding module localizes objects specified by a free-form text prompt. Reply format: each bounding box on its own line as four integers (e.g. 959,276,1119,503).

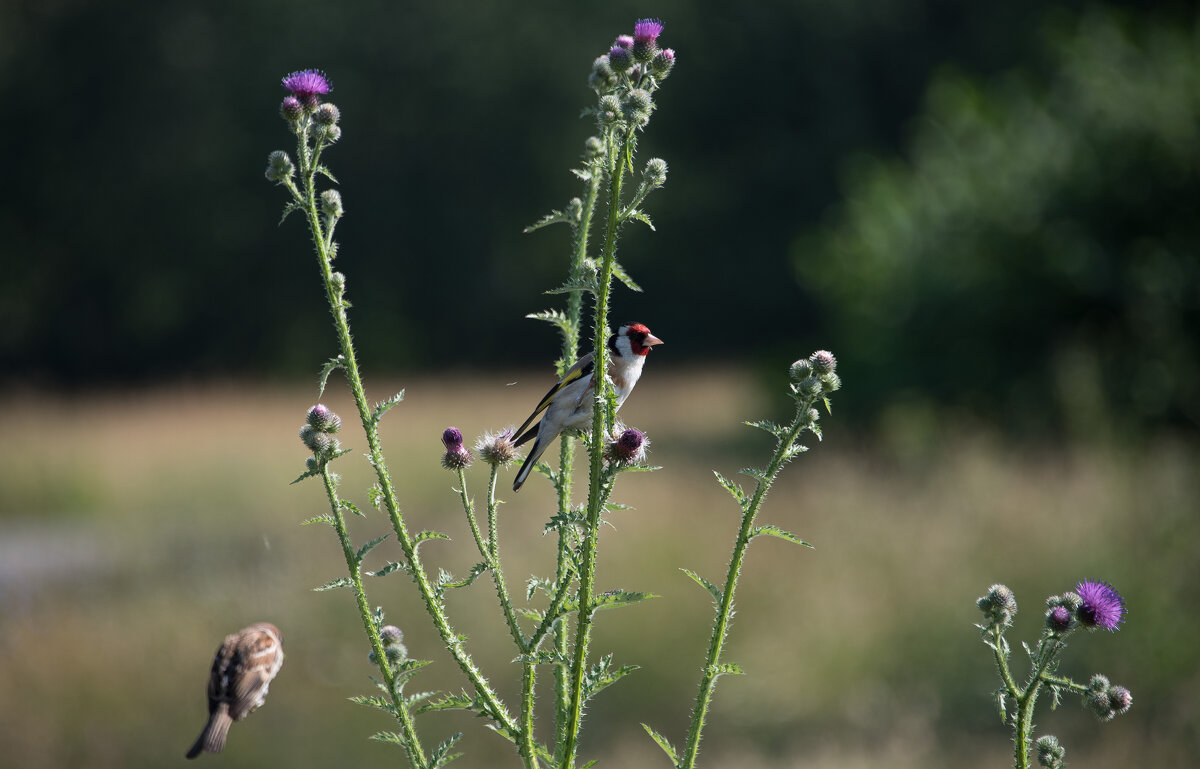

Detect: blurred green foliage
8,0,1192,438
801,8,1200,434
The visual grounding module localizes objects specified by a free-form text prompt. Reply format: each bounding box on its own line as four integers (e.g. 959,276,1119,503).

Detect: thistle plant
264,20,840,769
977,581,1132,769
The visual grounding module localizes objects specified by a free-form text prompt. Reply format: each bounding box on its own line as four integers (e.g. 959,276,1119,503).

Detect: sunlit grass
1,371,1195,768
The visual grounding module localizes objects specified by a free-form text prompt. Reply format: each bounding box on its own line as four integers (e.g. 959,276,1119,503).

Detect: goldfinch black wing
513,352,595,443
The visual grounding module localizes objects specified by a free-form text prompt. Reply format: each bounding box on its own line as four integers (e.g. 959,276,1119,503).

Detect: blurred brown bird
186,622,284,759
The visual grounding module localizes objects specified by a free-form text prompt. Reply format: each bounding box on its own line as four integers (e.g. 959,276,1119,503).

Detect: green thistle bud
320,189,344,218
1108,685,1132,716
305,456,320,472
585,136,605,158
330,271,346,291
280,96,303,122
1088,673,1110,692
820,373,841,393
607,45,633,73
300,424,332,455
977,584,1018,627
567,197,583,221
811,350,837,375
650,48,676,79
799,376,823,397
598,95,622,125
265,150,294,182
644,157,667,187
1035,735,1064,768
789,358,812,382
622,88,653,126
314,102,340,126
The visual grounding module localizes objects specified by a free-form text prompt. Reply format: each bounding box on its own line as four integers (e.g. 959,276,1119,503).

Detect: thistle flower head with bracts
605,426,649,465
1075,580,1125,631
282,69,331,109
632,18,665,63
476,429,521,467
441,426,473,470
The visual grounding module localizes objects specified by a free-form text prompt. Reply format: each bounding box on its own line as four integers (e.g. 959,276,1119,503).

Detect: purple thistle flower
614,34,634,49
282,69,332,109
1075,580,1126,631
441,426,473,470
608,44,633,73
633,18,664,44
607,427,648,465
442,426,465,451
1046,605,1072,633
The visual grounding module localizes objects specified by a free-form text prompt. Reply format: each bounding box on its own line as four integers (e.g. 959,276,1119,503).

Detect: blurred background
1,0,1197,767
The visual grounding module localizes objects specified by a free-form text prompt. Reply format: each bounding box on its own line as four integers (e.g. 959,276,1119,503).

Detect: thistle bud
314,102,340,126
821,373,842,393
644,157,667,187
567,197,583,221
977,584,1018,627
280,96,303,122
300,424,333,455
369,625,408,665
585,136,605,158
330,271,346,291
650,48,676,79
320,189,344,218
1107,685,1132,716
598,95,622,125
476,429,520,467
265,150,294,182
789,358,812,382
622,88,653,126
607,45,633,73
306,404,342,433
441,427,473,470
1035,735,1064,768
1045,605,1073,633
811,350,837,375
613,34,634,50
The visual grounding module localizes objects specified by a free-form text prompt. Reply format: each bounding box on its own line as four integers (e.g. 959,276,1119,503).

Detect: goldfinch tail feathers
512,434,548,492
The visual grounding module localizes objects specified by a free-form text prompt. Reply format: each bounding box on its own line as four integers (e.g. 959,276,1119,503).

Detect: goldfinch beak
644,333,664,347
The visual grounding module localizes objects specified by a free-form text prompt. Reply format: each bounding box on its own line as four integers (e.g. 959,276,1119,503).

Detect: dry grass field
1,368,1196,768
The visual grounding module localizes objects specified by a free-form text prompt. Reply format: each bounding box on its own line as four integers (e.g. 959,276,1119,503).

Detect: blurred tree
799,7,1200,436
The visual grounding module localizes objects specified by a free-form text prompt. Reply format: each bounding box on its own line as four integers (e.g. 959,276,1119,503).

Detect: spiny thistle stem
289,117,520,743
320,464,428,769
560,131,633,769
680,394,819,769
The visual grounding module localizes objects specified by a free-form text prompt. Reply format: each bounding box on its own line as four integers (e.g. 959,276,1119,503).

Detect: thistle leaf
369,731,407,747
313,577,353,592
612,261,643,292
708,662,744,678
430,732,464,768
524,209,570,233
415,530,451,547
582,653,640,701
372,390,405,424
545,278,599,296
290,467,320,484
419,691,480,714
526,309,572,334
624,209,656,231
738,466,770,484
641,723,680,765
681,568,723,604
366,561,403,577
317,356,346,398
341,499,365,518
355,533,391,563
278,201,303,226
299,514,335,527
750,525,812,548
744,419,786,437
350,694,397,715
315,165,339,183
713,471,747,507
592,590,657,612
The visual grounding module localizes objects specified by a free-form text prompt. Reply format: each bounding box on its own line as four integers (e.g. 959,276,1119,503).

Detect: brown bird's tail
186,708,233,759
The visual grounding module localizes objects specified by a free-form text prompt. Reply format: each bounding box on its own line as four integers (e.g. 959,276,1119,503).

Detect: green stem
680,397,814,769
321,466,428,768
560,131,632,769
485,465,525,651
553,147,604,757
296,135,518,743
519,662,539,769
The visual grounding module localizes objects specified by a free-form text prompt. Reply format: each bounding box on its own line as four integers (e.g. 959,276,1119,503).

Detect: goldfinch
186,622,285,759
512,323,662,491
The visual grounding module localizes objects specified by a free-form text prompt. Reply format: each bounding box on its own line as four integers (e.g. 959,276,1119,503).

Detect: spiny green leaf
366,561,403,578
313,577,353,592
349,694,397,715
616,464,661,473
545,277,598,296
780,443,809,462
624,209,656,231
290,467,320,485
299,514,335,527
315,165,339,183
404,690,438,708
524,209,571,233
994,689,1008,722
745,419,786,437
430,732,464,768
437,562,489,592
823,396,833,414
750,525,812,548
580,762,599,769
369,731,407,747
738,466,770,484
356,533,391,563
526,309,572,334
592,590,657,612
418,691,479,714
515,650,567,666
372,390,405,423
415,530,451,546
368,485,385,511
341,499,365,518
681,568,723,604
544,508,588,534
570,167,593,181
581,653,640,701
612,261,643,292
278,201,303,226
317,356,346,398
641,723,680,765
713,471,747,507
526,576,555,600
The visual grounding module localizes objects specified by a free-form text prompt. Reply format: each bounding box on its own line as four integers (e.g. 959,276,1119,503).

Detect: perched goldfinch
186,622,285,759
512,323,662,491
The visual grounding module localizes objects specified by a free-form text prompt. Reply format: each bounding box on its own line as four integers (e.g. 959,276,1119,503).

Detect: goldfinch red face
614,323,663,357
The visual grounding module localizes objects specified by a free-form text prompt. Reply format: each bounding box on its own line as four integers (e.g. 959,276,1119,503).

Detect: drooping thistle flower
605,427,648,465
1075,580,1126,631
281,69,331,110
441,426,473,470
